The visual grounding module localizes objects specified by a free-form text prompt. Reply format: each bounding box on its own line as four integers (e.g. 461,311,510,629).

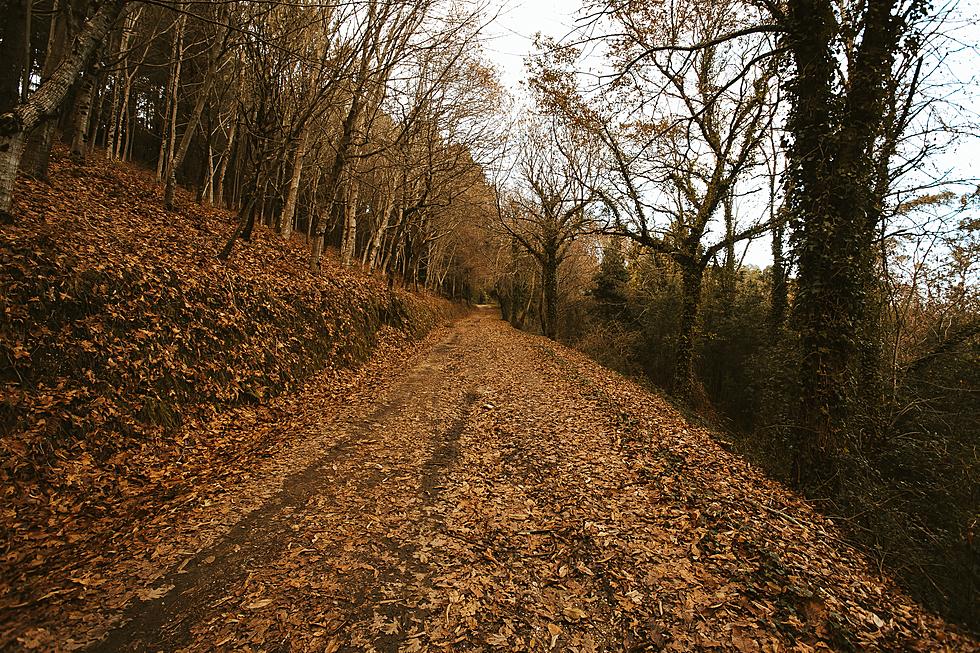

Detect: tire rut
87,327,473,652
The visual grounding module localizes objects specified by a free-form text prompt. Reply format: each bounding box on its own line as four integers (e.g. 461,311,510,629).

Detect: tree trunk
309,214,327,272
0,0,129,220
113,73,133,159
214,118,237,208
304,167,320,243
365,198,392,269
123,93,135,160
157,12,185,179
107,6,139,162
200,142,215,204
0,0,28,114
721,195,737,318
786,0,901,481
769,206,788,332
218,196,256,261
21,0,73,179
279,123,308,239
104,73,120,157
87,76,105,151
542,251,559,340
69,67,98,159
673,262,704,395
340,179,360,266
164,15,225,210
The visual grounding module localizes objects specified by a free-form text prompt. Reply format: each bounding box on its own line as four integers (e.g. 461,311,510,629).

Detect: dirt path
10,311,974,651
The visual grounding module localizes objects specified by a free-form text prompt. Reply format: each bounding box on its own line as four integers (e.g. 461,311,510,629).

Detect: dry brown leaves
19,313,969,652
0,150,974,653
0,149,458,648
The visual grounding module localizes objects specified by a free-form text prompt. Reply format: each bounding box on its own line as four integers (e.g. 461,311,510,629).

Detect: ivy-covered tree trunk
673,261,703,395
541,249,559,340
786,0,902,481
769,207,788,333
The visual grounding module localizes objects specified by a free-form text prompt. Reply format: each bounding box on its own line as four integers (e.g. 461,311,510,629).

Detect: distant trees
496,123,594,340
529,0,779,391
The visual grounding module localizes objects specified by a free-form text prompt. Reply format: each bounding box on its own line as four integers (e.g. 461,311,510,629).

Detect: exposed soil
5,311,975,651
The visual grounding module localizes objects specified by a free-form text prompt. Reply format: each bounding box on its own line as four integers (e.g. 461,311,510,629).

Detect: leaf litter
0,150,976,652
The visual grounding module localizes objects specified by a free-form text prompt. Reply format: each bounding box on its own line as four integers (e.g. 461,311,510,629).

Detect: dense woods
0,0,977,641
0,0,500,299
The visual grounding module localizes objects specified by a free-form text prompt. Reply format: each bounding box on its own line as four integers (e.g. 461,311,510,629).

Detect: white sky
481,0,586,92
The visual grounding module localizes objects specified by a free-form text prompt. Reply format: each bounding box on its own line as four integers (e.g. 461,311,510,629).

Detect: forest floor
7,310,975,652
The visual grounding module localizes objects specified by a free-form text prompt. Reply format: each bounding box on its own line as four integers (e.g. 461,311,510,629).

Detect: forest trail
9,310,973,651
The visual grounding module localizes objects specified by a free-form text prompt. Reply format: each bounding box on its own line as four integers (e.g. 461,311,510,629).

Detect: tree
497,122,594,340
162,4,231,210
775,0,937,479
593,238,630,322
531,0,778,392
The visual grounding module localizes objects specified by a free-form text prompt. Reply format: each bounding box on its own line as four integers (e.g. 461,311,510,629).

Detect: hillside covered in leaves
0,150,460,640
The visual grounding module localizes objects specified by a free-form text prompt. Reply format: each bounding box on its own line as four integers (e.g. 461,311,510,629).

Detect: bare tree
498,122,594,340
531,0,779,390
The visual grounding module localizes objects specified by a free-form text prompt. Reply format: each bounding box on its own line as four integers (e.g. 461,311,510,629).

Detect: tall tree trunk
88,73,106,150
69,67,98,159
157,12,185,179
21,0,71,179
0,0,28,114
113,73,134,159
163,11,223,210
340,178,360,266
0,0,130,221
122,92,135,160
309,210,328,272
311,94,362,270
279,123,309,239
104,77,119,159
786,0,902,481
769,205,788,332
305,168,320,243
541,250,559,340
365,197,392,269
673,262,704,395
722,195,737,318
107,5,139,162
214,118,237,208
200,142,214,204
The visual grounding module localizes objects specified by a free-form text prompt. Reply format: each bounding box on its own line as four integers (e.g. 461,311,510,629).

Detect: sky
481,0,586,92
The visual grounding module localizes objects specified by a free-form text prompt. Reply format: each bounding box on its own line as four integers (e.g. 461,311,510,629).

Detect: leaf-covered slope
0,150,457,593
